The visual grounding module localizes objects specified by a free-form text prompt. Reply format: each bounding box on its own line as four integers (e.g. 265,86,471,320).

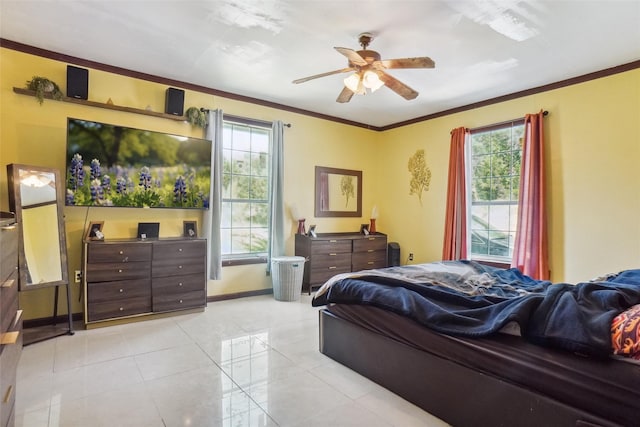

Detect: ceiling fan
292,32,435,103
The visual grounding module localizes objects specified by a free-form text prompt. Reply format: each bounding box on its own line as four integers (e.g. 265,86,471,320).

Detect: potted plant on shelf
25,76,64,105
185,107,207,128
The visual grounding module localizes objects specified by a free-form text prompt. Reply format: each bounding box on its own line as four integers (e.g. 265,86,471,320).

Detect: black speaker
67,65,88,100
165,87,184,116
388,242,400,267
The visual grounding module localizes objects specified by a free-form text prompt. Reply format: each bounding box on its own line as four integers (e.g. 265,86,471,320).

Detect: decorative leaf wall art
408,149,432,206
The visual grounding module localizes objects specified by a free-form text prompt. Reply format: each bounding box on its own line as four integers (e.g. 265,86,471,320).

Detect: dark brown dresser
295,232,387,294
83,238,206,327
1,212,22,427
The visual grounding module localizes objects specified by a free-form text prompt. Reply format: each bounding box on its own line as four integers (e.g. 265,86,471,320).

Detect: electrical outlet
408,253,414,261
74,270,82,283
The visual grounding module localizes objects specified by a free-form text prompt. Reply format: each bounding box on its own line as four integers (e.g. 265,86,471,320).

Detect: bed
312,261,640,427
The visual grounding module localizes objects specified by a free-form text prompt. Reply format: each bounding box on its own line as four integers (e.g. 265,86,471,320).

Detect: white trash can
271,256,306,301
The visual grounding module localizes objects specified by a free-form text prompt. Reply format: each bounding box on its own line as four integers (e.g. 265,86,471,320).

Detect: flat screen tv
65,118,211,208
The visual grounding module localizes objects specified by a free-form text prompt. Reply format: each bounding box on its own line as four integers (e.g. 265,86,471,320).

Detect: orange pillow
611,304,640,355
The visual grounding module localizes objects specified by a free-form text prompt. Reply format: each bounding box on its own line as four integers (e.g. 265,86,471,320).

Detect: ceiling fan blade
377,71,419,100
376,57,435,69
334,47,368,66
336,86,354,103
293,67,354,84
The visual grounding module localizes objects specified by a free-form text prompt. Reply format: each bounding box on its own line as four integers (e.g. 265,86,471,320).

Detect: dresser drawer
353,236,387,253
310,239,352,255
352,251,388,271
0,222,18,285
153,240,206,260
0,311,22,427
153,273,204,295
153,289,206,312
87,279,151,304
309,267,351,285
152,257,205,278
87,296,152,322
310,253,352,271
1,269,18,333
309,253,352,284
86,261,151,282
88,243,152,263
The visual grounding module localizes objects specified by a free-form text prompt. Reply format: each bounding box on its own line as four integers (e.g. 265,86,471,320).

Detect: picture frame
84,221,105,241
360,223,370,236
183,220,197,238
308,224,317,238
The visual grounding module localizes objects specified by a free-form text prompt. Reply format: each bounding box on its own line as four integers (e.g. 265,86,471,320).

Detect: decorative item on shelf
185,106,207,127
360,223,370,235
183,220,197,238
308,224,317,238
297,218,306,235
137,222,160,240
25,76,64,105
370,205,378,234
84,221,105,241
290,204,306,235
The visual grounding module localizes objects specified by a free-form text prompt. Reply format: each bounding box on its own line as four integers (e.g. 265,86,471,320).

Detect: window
469,121,524,261
221,119,271,262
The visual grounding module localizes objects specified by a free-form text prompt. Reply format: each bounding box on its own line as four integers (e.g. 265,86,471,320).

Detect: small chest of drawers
84,238,206,326
1,212,22,427
295,232,387,294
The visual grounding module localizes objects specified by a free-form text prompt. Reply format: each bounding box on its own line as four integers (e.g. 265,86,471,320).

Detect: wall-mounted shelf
13,87,187,122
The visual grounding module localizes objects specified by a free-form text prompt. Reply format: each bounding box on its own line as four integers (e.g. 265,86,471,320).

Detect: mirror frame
7,164,69,290
314,166,362,217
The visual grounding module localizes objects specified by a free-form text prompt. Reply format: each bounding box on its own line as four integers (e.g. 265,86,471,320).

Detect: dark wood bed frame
319,308,631,427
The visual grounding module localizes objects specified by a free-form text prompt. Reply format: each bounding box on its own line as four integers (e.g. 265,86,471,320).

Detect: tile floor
15,294,449,427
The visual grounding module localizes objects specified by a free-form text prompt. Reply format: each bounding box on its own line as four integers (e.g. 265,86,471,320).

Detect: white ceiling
2,1,639,128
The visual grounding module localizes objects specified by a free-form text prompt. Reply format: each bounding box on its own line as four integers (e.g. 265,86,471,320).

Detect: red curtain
442,127,469,260
511,110,549,280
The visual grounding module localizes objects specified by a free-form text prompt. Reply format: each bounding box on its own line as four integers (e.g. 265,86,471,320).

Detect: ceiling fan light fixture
344,73,361,93
362,70,384,92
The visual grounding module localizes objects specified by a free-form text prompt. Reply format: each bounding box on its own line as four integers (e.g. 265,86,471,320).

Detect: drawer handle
329,239,337,243
367,249,374,252
119,307,124,311
1,279,15,288
179,299,183,304
119,288,124,293
368,237,375,241
367,261,374,265
329,266,337,270
178,248,183,252
1,224,16,230
178,265,183,269
119,250,124,255
3,384,13,404
118,269,123,273
178,282,183,287
329,253,337,256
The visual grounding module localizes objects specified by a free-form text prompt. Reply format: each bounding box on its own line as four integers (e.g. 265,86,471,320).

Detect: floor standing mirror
7,164,74,344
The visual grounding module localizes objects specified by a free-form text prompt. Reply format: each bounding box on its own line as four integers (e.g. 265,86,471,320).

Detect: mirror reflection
315,166,362,217
7,164,69,290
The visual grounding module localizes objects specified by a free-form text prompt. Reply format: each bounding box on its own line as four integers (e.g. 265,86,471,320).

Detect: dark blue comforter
311,260,640,358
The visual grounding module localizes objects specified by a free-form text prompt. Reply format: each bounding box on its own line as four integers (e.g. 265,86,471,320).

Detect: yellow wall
377,70,640,283
0,48,380,318
2,46,639,319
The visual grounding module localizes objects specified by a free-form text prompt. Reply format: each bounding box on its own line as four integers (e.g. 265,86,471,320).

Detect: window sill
472,258,511,269
222,256,267,267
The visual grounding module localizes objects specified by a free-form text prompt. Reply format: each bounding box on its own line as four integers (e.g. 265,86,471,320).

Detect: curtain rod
470,110,549,133
199,108,291,128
